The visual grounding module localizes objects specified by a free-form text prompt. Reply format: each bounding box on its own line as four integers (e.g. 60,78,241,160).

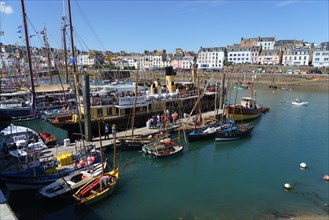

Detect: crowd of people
146,110,179,129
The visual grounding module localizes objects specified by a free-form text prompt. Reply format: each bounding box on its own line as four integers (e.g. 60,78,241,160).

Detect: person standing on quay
104,123,109,139
112,124,116,138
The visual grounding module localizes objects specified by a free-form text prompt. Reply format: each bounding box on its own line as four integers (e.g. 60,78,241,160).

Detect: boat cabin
240,97,257,109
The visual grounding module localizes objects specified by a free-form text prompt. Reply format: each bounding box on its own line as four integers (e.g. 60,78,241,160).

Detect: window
97,109,103,117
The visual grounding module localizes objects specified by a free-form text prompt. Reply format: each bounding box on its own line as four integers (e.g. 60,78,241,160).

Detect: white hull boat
291,101,309,106
39,162,106,198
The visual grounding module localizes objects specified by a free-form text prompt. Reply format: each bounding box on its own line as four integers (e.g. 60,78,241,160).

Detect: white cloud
275,0,298,8
0,2,14,15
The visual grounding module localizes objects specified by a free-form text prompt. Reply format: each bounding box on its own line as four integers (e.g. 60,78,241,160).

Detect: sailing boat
224,76,269,121
152,112,184,158
73,122,119,205
215,80,254,141
0,0,36,121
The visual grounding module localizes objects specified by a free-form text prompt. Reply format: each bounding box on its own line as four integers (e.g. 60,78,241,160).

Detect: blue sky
0,0,328,53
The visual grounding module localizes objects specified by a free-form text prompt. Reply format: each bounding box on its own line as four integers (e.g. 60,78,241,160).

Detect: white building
77,53,95,66
282,47,310,66
182,55,194,70
312,42,329,67
257,37,275,50
197,47,226,70
227,46,256,64
124,57,140,69
140,50,171,71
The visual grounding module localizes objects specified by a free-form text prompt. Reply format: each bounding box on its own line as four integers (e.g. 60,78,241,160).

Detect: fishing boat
39,161,105,198
215,124,254,141
39,131,57,146
0,124,48,154
187,120,234,142
0,144,100,191
225,97,269,121
291,99,308,106
0,90,33,121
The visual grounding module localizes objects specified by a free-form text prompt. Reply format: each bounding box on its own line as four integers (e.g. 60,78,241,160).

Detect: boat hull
73,168,119,205
215,126,253,141
188,121,234,142
152,145,184,158
291,102,308,106
0,108,32,121
1,167,75,191
39,163,104,198
226,106,262,121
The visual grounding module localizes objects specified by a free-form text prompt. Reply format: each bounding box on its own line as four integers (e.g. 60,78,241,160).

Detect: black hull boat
215,125,253,141
188,120,234,142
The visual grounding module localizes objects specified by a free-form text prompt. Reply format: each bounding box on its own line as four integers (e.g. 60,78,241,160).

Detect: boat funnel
165,67,176,93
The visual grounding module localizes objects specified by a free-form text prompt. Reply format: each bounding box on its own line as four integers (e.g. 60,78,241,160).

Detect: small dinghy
291,99,308,106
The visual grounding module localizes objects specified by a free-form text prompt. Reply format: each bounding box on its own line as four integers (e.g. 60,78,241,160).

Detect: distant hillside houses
1,37,328,71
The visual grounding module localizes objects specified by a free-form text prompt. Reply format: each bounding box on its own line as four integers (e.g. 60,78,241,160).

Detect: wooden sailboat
215,80,254,141
73,122,119,205
152,111,184,158
225,77,269,121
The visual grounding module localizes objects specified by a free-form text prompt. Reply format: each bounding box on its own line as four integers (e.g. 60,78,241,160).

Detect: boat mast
20,0,36,117
41,26,53,84
61,9,69,84
113,124,117,171
130,71,138,137
97,120,105,176
67,0,79,105
67,0,84,146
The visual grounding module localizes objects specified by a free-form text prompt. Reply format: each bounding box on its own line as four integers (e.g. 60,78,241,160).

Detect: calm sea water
1,85,328,219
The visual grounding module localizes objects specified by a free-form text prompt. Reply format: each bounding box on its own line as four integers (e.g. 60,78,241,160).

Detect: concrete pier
0,189,17,220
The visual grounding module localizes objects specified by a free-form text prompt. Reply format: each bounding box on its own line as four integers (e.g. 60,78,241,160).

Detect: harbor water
0,85,328,219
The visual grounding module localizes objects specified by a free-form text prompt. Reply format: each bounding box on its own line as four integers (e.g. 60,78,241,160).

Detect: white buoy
300,162,307,169
284,183,292,190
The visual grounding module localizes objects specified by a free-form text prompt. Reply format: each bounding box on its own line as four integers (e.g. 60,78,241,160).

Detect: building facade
197,47,226,70
312,42,329,67
282,47,310,66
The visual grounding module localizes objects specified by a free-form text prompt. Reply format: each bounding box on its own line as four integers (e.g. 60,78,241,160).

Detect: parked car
307,69,322,74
